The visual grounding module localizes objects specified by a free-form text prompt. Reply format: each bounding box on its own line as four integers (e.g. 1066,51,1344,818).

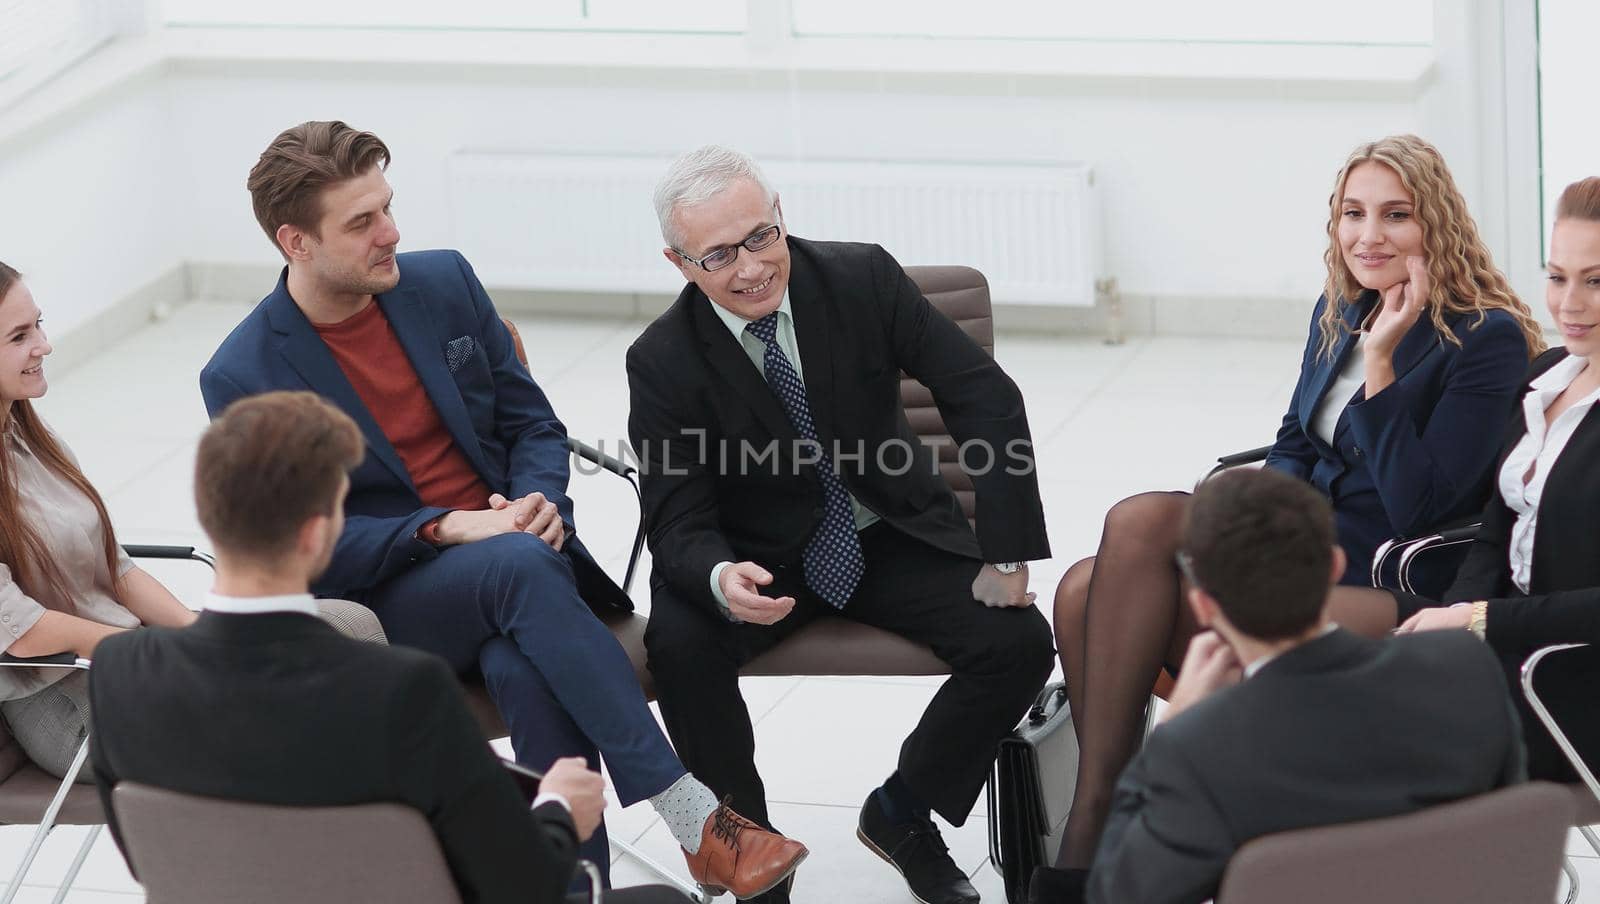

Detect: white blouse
1312,334,1368,446
1499,355,1600,593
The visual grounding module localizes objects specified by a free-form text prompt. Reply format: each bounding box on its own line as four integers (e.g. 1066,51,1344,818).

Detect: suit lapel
264,284,413,491
1384,308,1450,387
787,254,838,446
691,297,797,444
1298,295,1373,434
378,288,492,479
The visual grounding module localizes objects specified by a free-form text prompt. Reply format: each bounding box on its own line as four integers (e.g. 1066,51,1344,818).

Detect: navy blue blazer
1264,292,1529,584
198,249,629,611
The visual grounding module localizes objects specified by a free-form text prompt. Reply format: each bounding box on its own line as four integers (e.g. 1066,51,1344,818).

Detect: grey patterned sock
650,773,721,854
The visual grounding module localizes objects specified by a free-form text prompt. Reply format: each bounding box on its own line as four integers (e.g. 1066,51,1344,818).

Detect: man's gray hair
653,145,777,251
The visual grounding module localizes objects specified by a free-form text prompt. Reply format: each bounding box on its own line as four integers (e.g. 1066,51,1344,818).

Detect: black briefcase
986,682,1076,904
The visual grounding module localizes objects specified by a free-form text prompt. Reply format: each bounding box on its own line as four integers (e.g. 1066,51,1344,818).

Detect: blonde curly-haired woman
1039,135,1546,891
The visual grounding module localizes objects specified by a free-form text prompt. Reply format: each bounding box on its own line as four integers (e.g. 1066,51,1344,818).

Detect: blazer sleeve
1439,481,1517,604
393,658,578,904
872,246,1050,562
452,253,577,528
626,342,739,613
1262,297,1326,482
1344,312,1528,537
1088,729,1234,904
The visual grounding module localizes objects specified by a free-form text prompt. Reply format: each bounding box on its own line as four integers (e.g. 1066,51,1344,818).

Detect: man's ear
1329,545,1348,586
1186,584,1217,629
277,223,314,262
296,513,330,558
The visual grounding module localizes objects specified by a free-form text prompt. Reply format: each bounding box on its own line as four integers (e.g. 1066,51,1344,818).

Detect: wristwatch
991,561,1026,575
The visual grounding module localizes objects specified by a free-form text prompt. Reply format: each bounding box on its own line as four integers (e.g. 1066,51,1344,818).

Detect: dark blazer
1264,293,1528,584
1088,628,1524,904
625,236,1049,614
198,250,628,611
1438,347,1600,778
89,612,579,904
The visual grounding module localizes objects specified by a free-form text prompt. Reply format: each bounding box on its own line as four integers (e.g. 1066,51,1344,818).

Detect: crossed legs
1051,490,1398,868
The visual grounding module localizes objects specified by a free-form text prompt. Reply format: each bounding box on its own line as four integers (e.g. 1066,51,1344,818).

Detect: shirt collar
203,591,320,617
708,291,793,341
1243,622,1339,679
1529,353,1589,395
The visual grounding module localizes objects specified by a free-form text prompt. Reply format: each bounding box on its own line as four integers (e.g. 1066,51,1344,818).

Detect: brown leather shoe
682,797,808,899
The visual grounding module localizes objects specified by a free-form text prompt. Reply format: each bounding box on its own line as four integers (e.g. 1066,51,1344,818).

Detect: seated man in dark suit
1030,468,1525,904
628,145,1057,904
89,391,689,904
200,121,802,898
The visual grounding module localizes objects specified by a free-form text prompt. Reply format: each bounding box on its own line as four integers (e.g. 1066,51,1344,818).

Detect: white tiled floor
5,300,1594,902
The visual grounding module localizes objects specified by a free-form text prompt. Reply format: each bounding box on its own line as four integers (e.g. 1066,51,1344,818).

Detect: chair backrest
1217,782,1574,904
113,782,463,904
901,266,994,522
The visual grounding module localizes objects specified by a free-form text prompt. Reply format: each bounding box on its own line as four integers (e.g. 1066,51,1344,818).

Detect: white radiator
447,153,1102,306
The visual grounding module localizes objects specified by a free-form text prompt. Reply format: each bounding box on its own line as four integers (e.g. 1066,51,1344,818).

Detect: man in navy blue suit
199,121,805,900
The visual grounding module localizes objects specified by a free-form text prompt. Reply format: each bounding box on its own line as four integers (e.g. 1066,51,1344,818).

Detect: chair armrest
0,653,90,669
1215,445,1275,469
576,859,604,904
1521,644,1599,803
1369,520,1482,593
122,545,216,568
1200,444,1275,485
567,438,636,479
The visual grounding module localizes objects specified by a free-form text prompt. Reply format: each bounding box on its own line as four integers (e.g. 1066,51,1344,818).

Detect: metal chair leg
50,824,100,904
1560,856,1580,904
1580,824,1600,859
0,736,91,904
610,834,711,902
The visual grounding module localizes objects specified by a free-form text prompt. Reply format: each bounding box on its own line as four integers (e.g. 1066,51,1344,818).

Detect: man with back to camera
627,145,1057,904
1027,468,1524,904
88,391,690,903
199,122,804,899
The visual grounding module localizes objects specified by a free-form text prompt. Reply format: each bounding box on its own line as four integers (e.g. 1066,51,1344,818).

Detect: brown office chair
113,781,466,904
1216,782,1574,904
476,265,993,729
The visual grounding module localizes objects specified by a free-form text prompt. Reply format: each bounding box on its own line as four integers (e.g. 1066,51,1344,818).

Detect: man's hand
437,493,565,548
489,492,566,551
539,757,606,842
971,564,1035,608
1160,631,1242,724
1395,605,1472,634
719,562,796,625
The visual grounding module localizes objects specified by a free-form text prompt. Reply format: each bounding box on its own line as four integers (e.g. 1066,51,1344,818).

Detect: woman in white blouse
1048,135,1547,873
1396,177,1600,781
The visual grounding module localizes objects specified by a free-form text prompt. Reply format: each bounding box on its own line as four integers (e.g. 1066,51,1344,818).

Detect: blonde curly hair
1317,134,1545,360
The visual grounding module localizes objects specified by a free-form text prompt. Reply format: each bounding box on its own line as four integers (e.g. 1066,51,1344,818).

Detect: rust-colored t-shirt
314,302,491,511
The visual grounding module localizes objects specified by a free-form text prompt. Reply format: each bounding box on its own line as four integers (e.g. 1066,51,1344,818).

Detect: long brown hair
0,263,121,612
1317,135,1546,360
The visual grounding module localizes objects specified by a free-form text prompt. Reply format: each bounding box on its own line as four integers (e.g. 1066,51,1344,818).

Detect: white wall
167,62,1418,321
0,73,181,338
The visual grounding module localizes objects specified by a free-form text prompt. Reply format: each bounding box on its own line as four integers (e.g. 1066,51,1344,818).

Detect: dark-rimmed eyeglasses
676,222,783,272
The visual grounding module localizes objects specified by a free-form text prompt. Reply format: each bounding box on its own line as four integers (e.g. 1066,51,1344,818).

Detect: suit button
1,615,9,623
1352,446,1364,458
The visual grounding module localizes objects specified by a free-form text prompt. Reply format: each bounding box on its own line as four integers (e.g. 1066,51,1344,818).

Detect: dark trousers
644,523,1055,828
582,886,692,903
368,532,685,808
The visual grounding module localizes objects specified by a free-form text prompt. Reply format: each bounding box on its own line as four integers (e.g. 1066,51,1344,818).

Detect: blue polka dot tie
746,313,864,608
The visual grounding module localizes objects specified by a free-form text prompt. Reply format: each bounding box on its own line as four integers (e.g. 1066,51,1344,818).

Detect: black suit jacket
625,236,1049,613
89,612,579,904
1089,629,1523,904
1436,347,1600,776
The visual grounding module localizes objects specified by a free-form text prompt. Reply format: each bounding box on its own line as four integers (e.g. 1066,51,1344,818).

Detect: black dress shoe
857,792,980,904
1027,866,1087,904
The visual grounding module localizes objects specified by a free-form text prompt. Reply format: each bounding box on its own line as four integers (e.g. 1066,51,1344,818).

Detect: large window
160,0,746,33
0,0,112,109
790,0,1431,45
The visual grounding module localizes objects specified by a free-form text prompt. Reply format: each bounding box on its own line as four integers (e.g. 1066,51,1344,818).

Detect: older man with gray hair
627,146,1055,904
